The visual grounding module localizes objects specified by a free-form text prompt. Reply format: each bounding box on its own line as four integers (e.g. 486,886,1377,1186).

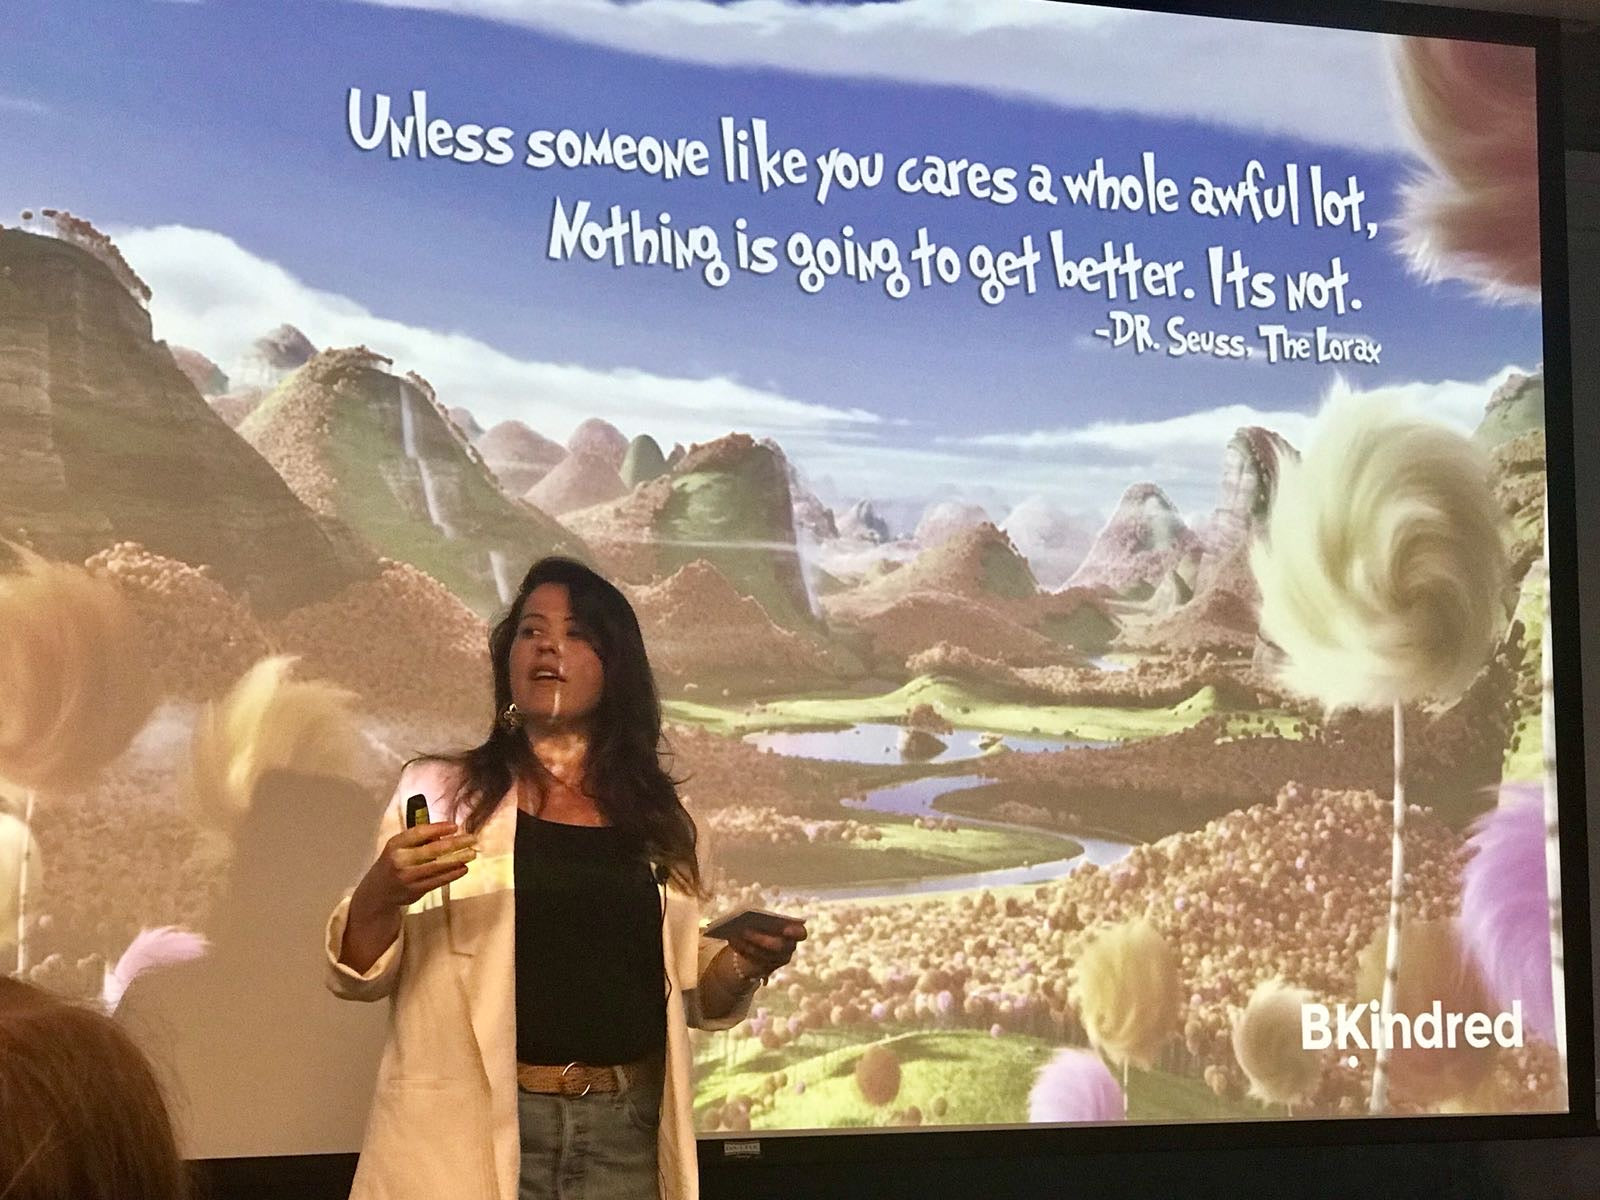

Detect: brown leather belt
516,1060,632,1097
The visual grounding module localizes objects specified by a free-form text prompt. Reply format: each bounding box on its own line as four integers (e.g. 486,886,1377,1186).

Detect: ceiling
1403,0,1598,21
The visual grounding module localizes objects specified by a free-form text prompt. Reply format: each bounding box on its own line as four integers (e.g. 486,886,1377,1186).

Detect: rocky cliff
565,432,814,629
567,416,628,469
240,348,585,615
837,499,891,544
1067,483,1200,595
479,419,567,495
1202,427,1296,562
0,228,372,615
525,450,628,516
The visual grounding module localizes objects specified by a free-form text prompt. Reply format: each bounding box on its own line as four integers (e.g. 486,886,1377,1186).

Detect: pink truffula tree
1393,34,1565,1074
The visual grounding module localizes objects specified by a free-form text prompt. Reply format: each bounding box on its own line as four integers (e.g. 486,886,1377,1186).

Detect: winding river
775,766,1136,903
743,723,1103,765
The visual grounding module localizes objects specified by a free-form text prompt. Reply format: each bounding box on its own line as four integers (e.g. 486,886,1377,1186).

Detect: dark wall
201,1135,1600,1200
1564,25,1600,153
1570,87,1600,1152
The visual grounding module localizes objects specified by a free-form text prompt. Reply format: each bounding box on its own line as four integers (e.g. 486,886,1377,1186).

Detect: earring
499,702,524,730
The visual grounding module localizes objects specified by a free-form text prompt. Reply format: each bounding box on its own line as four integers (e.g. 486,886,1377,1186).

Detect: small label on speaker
722,1140,762,1159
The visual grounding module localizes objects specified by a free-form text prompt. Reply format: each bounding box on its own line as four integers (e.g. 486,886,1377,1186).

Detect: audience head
0,976,188,1200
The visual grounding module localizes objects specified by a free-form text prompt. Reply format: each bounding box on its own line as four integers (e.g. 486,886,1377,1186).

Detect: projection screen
0,0,1585,1161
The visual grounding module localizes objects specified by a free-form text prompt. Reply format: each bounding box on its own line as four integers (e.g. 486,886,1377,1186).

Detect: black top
513,811,667,1065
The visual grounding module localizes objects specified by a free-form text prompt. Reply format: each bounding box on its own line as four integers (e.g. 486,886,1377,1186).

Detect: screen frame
694,0,1595,1169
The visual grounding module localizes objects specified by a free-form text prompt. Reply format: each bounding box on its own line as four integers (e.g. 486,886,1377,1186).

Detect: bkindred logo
1301,1000,1524,1051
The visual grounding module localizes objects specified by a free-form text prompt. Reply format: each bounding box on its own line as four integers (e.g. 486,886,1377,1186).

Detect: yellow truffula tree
0,547,156,972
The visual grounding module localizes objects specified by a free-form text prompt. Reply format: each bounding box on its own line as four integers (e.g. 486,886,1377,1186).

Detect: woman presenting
326,556,804,1200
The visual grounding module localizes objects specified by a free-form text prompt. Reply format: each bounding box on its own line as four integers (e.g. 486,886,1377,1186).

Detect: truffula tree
0,547,156,974
1393,32,1566,1075
1251,392,1505,1112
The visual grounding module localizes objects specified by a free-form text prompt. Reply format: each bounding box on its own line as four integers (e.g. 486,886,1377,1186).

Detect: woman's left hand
724,920,807,980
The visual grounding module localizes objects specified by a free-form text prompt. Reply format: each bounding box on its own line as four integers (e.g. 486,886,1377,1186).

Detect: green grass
667,674,1275,743
1510,505,1544,546
980,539,1038,600
1503,569,1548,784
714,811,1076,888
1033,606,1119,653
1471,375,1543,448
933,778,1203,844
1212,710,1310,742
326,377,579,616
1516,564,1548,649
236,380,291,440
333,430,497,611
694,1028,1266,1129
239,366,583,618
657,464,812,630
1504,712,1543,784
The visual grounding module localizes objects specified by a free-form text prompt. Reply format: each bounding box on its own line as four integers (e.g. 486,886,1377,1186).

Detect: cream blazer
324,759,748,1200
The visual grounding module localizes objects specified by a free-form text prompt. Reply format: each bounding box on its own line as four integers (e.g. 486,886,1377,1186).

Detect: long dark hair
434,557,702,895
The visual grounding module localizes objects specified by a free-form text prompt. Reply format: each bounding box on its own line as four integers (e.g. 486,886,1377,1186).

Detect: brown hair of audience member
0,976,189,1200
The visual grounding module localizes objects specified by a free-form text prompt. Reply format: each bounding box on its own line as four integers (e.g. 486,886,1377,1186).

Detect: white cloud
1324,365,1529,433
795,435,1165,520
958,403,1317,455
356,0,1411,153
0,95,50,116
115,224,880,446
113,222,1149,513
944,364,1528,461
113,223,1522,528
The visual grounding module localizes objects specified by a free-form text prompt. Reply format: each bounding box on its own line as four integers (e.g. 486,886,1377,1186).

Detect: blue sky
0,0,1546,518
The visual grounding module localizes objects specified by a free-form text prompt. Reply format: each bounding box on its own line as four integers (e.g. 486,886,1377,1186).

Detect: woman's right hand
358,823,478,910
339,824,477,973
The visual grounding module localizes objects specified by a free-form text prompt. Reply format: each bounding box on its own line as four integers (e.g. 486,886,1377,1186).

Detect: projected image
0,0,1565,1152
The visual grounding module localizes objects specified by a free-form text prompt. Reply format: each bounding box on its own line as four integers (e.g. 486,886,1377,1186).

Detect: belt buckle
559,1062,592,1098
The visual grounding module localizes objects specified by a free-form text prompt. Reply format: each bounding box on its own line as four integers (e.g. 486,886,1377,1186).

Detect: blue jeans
516,1054,663,1200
